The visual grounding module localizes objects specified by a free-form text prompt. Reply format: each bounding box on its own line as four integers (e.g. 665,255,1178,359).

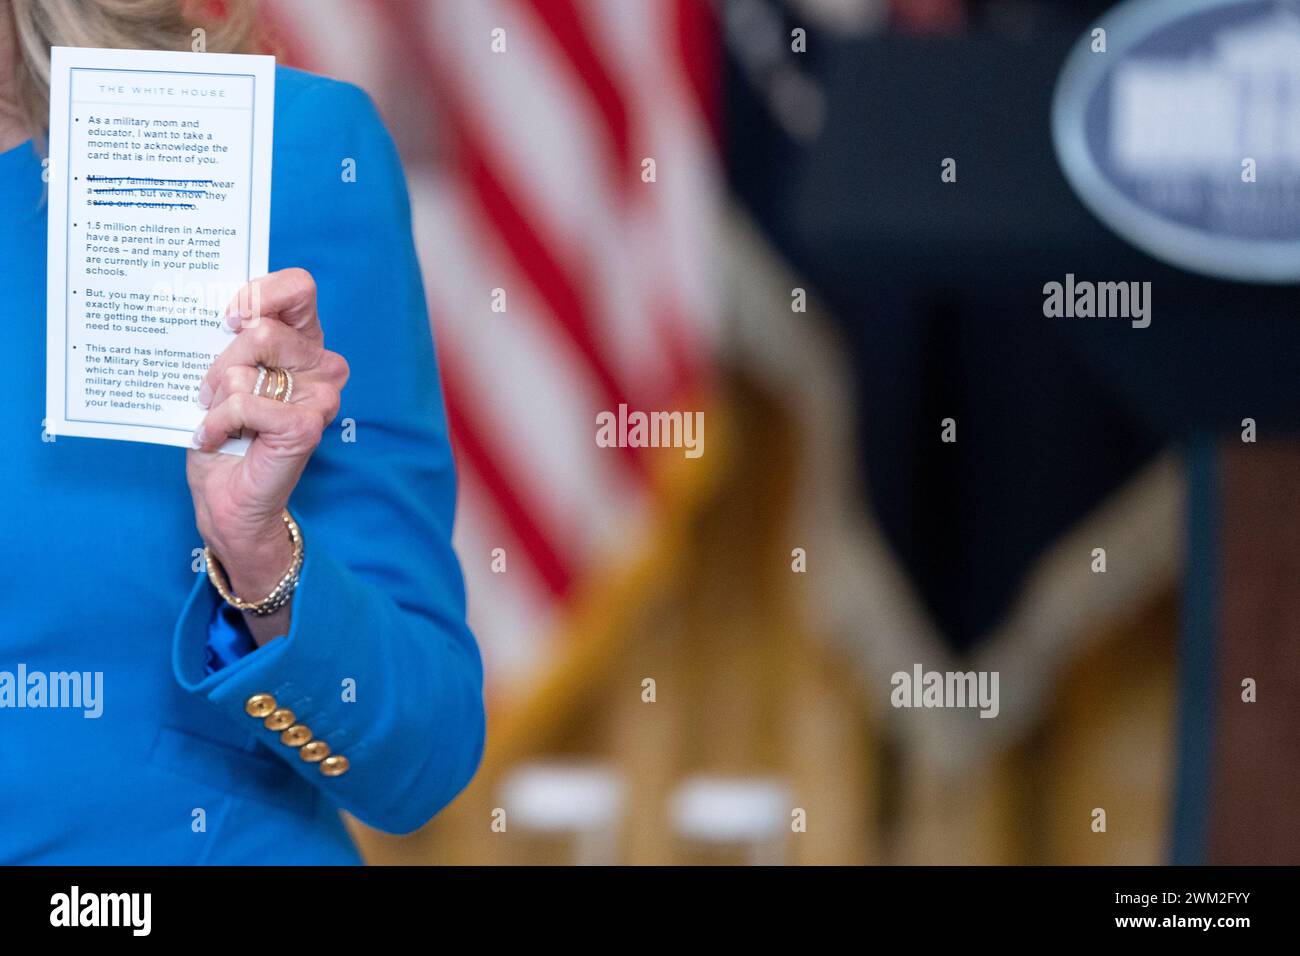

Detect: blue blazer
0,66,485,863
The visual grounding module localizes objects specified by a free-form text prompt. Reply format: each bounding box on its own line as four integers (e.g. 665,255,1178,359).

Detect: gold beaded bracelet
204,509,304,616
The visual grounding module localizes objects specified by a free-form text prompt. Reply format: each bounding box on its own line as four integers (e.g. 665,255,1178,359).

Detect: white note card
45,47,275,453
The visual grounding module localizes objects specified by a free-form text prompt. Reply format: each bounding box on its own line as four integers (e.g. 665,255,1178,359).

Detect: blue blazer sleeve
172,72,485,835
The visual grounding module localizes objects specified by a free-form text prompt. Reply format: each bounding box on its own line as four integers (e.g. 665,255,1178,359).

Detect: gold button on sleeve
319,755,350,778
280,724,312,747
263,708,296,732
299,740,331,763
244,694,276,718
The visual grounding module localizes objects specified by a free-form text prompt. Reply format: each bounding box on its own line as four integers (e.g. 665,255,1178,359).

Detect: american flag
260,0,722,704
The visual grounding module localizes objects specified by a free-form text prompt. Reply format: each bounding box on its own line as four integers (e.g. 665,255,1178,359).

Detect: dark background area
726,0,1300,650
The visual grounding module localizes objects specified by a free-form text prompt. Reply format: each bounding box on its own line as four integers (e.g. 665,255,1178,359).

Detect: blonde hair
9,0,259,136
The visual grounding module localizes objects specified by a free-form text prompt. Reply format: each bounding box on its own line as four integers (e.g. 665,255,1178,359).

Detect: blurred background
238,0,1298,864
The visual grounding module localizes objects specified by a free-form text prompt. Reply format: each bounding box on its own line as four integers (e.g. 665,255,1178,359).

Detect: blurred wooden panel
1209,440,1300,864
891,751,1023,865
886,591,1176,865
1031,592,1177,865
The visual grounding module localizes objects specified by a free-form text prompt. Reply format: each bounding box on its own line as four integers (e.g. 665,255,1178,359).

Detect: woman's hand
187,267,349,643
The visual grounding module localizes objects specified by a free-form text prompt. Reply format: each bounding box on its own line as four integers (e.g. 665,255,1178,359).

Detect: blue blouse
0,66,485,864
206,605,261,675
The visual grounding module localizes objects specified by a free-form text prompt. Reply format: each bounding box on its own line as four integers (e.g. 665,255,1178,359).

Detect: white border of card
45,47,275,455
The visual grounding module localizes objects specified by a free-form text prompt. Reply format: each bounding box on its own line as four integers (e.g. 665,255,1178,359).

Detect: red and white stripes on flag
262,0,722,700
